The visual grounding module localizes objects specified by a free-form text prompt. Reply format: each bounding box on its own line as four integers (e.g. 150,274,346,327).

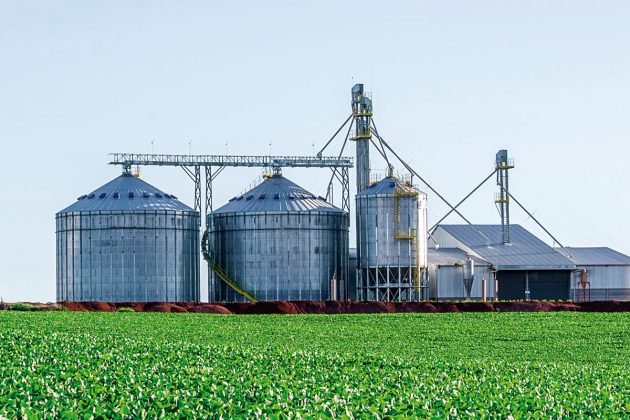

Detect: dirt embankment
39,300,630,314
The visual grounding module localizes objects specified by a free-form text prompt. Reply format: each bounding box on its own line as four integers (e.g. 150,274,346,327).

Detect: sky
1,1,629,302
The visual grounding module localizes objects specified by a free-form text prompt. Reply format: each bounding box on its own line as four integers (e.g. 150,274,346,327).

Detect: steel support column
205,166,212,215
182,165,202,226
194,166,201,216
341,167,350,213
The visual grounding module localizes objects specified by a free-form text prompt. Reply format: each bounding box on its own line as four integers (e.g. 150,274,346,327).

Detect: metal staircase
210,261,258,303
201,230,258,302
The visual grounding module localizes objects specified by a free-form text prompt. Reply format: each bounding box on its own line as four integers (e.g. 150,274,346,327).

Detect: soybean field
1,312,629,418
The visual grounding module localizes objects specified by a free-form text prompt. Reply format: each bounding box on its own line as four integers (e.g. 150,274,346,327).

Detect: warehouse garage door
498,270,571,300
529,271,571,300
497,271,525,300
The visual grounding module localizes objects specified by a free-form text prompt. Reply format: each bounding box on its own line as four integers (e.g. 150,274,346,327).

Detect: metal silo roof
58,173,195,213
357,176,423,196
214,175,343,213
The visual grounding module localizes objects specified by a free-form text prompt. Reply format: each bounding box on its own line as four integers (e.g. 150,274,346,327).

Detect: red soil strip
495,301,556,312
50,300,630,314
188,305,233,314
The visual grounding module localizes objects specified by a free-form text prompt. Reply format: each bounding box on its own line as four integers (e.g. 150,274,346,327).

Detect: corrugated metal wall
56,210,200,302
571,265,630,301
356,192,417,268
208,211,349,302
428,264,495,300
347,249,358,300
355,179,427,301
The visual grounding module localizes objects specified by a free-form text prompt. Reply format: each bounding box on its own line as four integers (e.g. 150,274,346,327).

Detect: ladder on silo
412,268,421,292
411,239,421,290
393,185,422,295
393,188,419,238
393,187,419,241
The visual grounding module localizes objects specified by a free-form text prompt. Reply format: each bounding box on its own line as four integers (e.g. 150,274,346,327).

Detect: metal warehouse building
432,224,576,300
559,247,630,301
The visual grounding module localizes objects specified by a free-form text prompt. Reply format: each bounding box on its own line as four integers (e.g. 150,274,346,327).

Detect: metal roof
357,176,423,196
559,247,630,266
428,247,490,266
59,173,195,213
436,224,576,270
214,175,344,214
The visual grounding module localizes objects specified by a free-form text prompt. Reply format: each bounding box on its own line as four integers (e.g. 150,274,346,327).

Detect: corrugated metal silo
56,171,200,302
206,174,349,302
356,175,428,301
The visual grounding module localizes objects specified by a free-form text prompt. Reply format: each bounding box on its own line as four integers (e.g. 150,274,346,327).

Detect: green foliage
0,312,628,417
8,303,43,311
116,307,135,313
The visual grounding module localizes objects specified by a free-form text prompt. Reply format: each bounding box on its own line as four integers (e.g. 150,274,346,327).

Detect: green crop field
1,312,629,418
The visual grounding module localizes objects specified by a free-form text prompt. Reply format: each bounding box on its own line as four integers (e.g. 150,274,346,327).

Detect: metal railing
496,157,515,169
110,153,353,168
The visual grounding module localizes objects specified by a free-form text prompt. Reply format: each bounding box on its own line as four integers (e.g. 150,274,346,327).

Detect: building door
497,270,525,300
528,271,570,300
498,270,570,300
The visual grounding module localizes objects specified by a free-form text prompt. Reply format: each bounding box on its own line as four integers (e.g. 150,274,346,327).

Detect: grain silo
355,171,428,301
205,173,349,302
56,169,200,302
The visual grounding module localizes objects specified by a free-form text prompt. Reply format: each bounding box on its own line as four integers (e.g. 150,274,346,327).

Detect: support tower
351,84,372,193
495,149,514,244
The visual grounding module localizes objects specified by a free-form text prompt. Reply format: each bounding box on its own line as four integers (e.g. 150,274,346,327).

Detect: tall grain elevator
351,84,428,301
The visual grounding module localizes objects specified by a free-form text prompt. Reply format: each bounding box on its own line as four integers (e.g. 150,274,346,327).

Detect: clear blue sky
1,1,629,302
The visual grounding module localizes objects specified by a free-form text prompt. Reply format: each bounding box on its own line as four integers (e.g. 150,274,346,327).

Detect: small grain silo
355,172,428,301
56,169,200,302
205,173,349,302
